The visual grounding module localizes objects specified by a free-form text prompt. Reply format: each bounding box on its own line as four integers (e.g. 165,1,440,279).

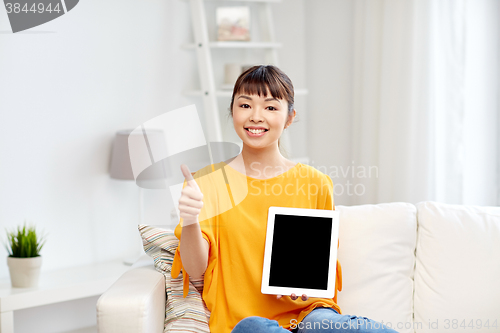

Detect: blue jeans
232,307,399,333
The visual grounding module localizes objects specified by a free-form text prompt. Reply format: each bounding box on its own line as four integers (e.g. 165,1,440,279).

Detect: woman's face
232,90,293,150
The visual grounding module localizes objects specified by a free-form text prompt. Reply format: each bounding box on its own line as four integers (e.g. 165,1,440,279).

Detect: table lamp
109,129,168,264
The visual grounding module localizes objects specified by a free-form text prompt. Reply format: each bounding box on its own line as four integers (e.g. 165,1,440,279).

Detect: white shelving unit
184,0,308,162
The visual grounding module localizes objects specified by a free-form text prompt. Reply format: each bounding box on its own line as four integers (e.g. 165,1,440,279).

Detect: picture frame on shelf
216,6,251,42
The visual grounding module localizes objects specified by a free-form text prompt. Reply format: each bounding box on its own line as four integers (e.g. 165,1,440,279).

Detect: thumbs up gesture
178,164,204,227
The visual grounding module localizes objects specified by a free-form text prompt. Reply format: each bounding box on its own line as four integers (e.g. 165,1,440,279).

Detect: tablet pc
261,206,339,298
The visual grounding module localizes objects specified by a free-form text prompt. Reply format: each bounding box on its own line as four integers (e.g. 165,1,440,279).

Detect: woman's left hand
276,293,308,301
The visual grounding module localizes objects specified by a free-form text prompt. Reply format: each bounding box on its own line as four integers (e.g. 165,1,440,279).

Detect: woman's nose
250,108,264,122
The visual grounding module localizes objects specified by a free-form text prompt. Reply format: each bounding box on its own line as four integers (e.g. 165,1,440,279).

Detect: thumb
180,164,200,191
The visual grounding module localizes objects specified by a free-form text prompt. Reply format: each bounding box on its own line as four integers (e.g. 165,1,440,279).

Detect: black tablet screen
268,214,332,290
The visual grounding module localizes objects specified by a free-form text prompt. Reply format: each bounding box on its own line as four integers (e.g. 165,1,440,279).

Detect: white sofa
97,201,500,333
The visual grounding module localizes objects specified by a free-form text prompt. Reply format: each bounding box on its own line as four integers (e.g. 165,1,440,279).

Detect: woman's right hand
178,164,204,227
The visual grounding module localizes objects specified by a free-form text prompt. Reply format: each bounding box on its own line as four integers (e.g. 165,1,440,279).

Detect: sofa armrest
97,264,165,333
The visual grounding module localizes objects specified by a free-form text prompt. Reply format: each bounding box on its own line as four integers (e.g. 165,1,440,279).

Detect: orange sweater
172,162,342,333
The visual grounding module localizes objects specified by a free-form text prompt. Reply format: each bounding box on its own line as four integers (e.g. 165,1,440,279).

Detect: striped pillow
138,224,211,332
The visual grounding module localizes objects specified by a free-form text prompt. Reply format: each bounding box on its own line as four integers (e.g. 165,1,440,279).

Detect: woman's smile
245,126,269,137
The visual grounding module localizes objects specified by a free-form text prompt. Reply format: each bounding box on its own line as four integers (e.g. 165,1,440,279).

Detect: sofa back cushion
336,202,416,333
414,201,500,333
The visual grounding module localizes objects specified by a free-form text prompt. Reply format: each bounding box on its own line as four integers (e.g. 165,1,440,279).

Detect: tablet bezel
261,206,339,298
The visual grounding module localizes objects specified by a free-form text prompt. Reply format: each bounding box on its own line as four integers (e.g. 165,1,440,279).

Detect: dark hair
229,65,295,153
230,65,295,116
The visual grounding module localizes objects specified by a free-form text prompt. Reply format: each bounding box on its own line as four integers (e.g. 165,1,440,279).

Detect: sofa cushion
138,224,210,333
336,202,416,333
414,201,500,333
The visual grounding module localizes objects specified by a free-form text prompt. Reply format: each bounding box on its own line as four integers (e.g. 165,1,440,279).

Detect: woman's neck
226,144,296,179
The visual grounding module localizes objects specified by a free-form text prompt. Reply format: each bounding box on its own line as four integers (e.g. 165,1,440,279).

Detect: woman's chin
241,141,277,150
236,131,280,150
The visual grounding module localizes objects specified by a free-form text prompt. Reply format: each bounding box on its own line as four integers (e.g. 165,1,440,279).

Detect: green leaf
3,222,47,258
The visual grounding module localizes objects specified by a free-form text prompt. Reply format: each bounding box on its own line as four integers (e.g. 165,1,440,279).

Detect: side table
0,260,130,333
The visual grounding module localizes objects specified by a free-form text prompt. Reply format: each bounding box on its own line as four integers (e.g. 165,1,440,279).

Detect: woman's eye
267,106,277,111
240,104,250,108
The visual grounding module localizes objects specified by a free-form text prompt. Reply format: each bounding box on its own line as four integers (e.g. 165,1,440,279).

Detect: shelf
184,89,309,97
0,260,129,312
182,41,282,49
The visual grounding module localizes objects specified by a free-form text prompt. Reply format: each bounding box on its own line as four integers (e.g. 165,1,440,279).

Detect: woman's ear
285,109,297,129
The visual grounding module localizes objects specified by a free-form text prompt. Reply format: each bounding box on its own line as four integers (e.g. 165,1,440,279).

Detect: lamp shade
110,129,135,180
109,129,168,182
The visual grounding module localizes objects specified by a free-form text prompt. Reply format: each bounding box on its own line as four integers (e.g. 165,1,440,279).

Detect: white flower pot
7,256,42,288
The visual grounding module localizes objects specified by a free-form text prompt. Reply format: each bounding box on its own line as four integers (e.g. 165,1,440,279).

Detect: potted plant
4,223,46,288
